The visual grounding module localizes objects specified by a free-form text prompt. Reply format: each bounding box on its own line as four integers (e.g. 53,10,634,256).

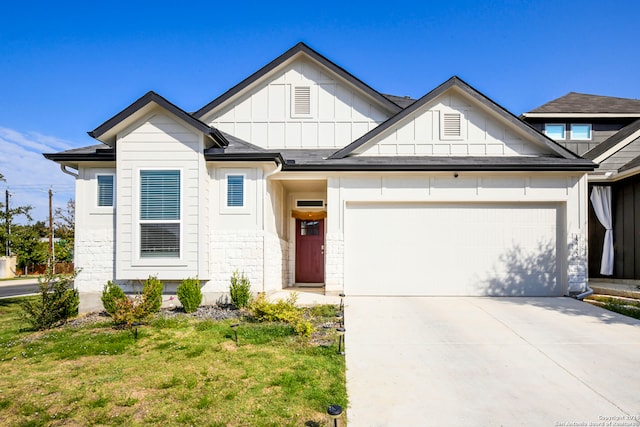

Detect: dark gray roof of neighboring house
382,94,416,108
330,76,582,161
619,153,640,173
193,42,403,119
89,91,229,148
583,119,640,160
526,92,640,115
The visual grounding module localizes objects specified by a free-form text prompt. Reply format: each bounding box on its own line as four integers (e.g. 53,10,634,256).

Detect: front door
295,219,325,283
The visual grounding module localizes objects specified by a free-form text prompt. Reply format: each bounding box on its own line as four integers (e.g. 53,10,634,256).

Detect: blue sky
1,0,638,221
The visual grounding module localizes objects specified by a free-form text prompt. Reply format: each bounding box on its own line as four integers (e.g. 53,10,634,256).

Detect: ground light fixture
336,327,345,355
339,293,345,311
327,404,343,427
230,323,239,344
335,312,344,327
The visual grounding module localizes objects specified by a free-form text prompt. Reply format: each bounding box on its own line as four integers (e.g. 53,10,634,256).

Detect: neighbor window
97,175,114,207
226,174,245,207
544,124,566,140
139,170,180,258
571,124,592,140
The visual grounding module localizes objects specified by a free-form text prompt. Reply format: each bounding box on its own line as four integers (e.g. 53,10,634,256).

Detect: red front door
295,219,325,283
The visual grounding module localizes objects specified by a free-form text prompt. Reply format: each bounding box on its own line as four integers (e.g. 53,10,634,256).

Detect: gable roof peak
88,90,228,148
193,41,402,119
329,75,580,161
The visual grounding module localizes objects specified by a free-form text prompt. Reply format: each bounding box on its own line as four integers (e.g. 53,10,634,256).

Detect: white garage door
344,203,562,296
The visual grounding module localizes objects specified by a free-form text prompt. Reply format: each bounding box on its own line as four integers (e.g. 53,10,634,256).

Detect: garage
344,202,562,296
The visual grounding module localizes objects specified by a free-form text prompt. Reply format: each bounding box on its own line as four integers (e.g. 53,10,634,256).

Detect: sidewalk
0,277,40,288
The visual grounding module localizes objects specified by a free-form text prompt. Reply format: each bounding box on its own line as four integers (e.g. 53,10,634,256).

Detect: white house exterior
45,43,595,311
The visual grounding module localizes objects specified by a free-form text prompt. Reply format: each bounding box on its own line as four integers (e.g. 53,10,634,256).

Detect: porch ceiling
278,179,326,193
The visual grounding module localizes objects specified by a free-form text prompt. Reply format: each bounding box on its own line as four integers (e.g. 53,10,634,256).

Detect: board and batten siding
207,57,392,149
361,93,547,157
115,113,209,280
324,172,589,295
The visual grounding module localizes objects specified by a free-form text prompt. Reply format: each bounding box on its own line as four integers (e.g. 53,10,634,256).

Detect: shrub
229,270,252,309
21,268,79,330
140,275,163,313
249,292,314,338
177,277,202,313
110,276,163,329
102,281,126,315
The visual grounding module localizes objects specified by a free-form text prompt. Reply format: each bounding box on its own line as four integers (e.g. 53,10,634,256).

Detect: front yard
0,297,346,426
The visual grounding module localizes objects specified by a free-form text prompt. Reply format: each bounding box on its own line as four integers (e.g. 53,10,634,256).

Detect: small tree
21,268,79,330
177,277,202,313
102,281,126,315
229,270,252,309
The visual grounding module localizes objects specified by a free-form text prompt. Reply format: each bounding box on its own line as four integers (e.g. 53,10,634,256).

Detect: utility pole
49,187,54,272
5,189,9,257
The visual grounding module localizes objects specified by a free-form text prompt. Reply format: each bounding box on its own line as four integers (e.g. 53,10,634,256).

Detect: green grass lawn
0,297,346,426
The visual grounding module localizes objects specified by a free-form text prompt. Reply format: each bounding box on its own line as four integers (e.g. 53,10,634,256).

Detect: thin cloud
0,127,76,223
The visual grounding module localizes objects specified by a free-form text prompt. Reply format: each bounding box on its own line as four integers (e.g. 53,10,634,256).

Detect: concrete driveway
345,297,640,426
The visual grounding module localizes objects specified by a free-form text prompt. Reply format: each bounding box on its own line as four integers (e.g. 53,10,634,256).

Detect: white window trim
544,123,566,140
96,174,115,209
133,167,185,266
570,123,592,141
221,171,250,215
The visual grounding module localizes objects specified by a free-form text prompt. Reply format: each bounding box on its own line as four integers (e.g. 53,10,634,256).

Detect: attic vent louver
442,113,462,138
293,86,311,116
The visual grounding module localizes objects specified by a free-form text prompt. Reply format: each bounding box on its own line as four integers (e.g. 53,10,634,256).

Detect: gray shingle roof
527,92,640,114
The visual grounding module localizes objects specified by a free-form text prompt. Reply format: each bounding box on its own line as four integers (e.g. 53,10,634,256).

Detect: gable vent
293,86,311,116
442,113,462,138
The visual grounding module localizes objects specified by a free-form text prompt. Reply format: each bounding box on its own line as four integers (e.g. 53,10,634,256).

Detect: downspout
575,285,594,301
60,165,79,178
262,160,282,293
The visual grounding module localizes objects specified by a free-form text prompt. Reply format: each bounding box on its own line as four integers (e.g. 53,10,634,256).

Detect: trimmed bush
21,268,79,330
229,270,252,309
102,281,126,315
177,277,202,313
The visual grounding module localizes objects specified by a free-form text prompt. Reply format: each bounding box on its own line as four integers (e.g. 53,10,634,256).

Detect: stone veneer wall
567,233,588,294
205,230,264,302
324,233,344,294
75,229,115,312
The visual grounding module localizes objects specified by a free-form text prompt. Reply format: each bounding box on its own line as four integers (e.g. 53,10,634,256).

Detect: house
522,93,640,280
44,43,595,312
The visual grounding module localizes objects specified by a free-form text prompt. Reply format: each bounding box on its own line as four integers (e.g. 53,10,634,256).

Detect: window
227,175,244,207
292,86,311,117
139,170,180,258
571,124,592,140
97,175,114,207
544,124,566,140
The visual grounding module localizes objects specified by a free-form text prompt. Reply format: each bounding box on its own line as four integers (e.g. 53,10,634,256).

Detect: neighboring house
45,43,595,311
523,93,640,280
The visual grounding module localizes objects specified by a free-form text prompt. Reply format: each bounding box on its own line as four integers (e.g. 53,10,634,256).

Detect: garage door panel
344,203,561,296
